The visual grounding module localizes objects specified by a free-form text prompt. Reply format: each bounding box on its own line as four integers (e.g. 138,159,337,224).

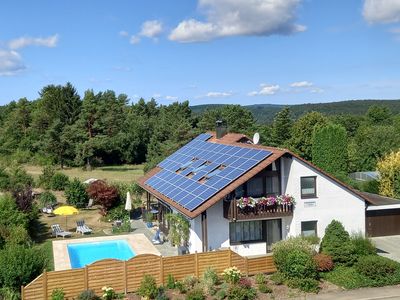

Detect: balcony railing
223,198,294,221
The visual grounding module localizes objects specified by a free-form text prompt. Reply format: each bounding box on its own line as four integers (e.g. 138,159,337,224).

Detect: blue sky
1,0,400,105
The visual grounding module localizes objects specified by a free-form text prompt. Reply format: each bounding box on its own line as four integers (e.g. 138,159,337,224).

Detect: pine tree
271,107,293,147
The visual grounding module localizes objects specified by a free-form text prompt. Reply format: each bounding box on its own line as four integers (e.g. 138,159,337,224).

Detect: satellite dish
253,132,260,145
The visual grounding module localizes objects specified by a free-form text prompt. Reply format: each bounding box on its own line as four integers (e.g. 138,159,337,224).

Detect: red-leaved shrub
314,253,334,272
238,277,252,288
87,180,119,215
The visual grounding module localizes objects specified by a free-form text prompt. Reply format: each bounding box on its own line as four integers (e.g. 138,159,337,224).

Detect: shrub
12,186,34,213
272,238,317,280
258,283,272,294
314,253,334,272
254,273,265,284
87,181,119,214
51,288,65,300
0,287,20,300
107,204,129,221
227,284,257,300
355,255,398,280
320,220,356,266
5,225,31,246
203,267,219,285
286,278,320,293
350,234,376,257
39,191,57,208
50,173,69,191
321,266,371,289
65,178,89,208
77,289,100,300
269,272,285,285
175,281,187,294
38,166,55,189
138,275,158,299
101,286,118,300
215,288,227,300
0,168,10,191
222,267,242,284
166,274,175,289
0,195,29,229
183,275,198,291
238,277,252,288
0,244,48,289
301,235,320,245
8,166,34,190
185,288,205,300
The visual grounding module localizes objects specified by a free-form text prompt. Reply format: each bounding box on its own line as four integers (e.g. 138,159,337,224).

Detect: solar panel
145,133,271,211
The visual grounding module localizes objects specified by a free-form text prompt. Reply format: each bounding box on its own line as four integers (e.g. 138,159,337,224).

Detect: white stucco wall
283,157,366,238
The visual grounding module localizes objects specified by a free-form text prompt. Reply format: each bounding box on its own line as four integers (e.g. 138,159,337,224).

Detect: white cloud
310,87,324,93
206,91,232,97
152,93,162,98
0,50,26,76
119,30,129,37
290,80,313,87
165,95,178,100
128,20,163,44
363,0,400,23
169,0,305,42
8,34,59,50
248,84,280,96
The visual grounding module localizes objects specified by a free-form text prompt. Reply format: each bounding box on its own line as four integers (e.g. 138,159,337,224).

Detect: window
266,176,280,195
235,185,245,198
301,221,317,237
301,176,317,198
247,177,263,197
229,220,263,243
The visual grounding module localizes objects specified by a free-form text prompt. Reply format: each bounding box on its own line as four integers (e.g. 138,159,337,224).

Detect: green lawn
24,164,145,183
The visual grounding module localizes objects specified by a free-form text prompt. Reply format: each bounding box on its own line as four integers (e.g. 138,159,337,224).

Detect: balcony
223,198,294,221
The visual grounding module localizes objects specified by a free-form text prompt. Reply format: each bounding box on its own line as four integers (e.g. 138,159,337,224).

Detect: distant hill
191,99,400,123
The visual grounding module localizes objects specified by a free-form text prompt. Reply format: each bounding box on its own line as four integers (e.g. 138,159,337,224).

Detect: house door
266,219,282,253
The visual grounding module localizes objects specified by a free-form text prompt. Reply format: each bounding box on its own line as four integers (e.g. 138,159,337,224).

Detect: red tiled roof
137,132,371,218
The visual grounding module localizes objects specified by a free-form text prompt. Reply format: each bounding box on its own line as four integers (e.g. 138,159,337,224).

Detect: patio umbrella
53,205,79,230
125,192,132,219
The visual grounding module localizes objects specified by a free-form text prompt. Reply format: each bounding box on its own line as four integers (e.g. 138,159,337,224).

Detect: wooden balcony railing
223,199,294,221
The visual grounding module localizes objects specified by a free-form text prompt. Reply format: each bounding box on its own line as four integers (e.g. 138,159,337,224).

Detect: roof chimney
216,120,227,139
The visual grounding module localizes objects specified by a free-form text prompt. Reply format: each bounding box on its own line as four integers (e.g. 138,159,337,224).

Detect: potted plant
144,211,154,228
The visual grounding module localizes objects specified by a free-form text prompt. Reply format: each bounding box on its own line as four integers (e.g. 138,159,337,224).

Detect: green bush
138,275,158,299
203,267,219,285
227,285,257,300
0,168,10,191
38,166,55,190
166,274,175,289
5,225,31,246
8,167,34,190
286,278,320,293
0,195,29,229
185,288,205,300
50,173,69,191
0,287,20,300
222,267,242,284
320,220,356,266
269,272,285,285
272,237,317,280
51,288,65,300
321,266,372,289
0,244,48,289
355,255,398,280
39,191,57,208
350,234,376,257
183,275,198,291
107,204,129,221
175,281,187,294
77,289,100,300
215,287,227,300
258,283,272,294
65,178,89,208
254,273,265,284
301,235,320,245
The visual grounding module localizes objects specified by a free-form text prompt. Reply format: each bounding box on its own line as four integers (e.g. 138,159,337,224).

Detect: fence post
84,266,88,290
228,250,232,268
195,252,199,278
20,286,24,300
245,257,249,277
43,270,47,300
123,260,128,294
160,256,164,285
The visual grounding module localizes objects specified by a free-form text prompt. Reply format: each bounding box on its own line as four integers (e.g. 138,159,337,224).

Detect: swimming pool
67,240,136,268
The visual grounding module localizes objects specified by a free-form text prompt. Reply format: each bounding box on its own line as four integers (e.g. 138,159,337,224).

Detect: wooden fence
21,250,276,300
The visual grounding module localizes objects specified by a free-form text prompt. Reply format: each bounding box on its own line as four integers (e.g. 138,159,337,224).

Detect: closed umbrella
125,192,132,219
53,205,79,230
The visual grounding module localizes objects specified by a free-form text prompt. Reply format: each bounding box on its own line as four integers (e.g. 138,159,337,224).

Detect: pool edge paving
52,233,160,271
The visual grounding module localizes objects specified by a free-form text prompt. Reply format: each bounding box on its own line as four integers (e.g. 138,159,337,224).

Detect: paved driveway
371,235,400,262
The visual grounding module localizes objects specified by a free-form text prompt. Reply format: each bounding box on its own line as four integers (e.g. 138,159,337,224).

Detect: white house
138,127,393,256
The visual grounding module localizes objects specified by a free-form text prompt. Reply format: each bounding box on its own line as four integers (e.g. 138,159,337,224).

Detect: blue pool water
67,240,135,268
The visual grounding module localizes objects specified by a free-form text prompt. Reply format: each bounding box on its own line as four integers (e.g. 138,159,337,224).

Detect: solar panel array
145,133,272,211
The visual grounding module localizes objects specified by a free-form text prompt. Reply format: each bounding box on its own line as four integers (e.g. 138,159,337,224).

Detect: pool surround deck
53,234,160,271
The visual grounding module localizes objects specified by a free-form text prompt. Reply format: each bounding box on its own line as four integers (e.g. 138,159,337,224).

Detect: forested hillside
192,100,400,123
0,83,399,188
